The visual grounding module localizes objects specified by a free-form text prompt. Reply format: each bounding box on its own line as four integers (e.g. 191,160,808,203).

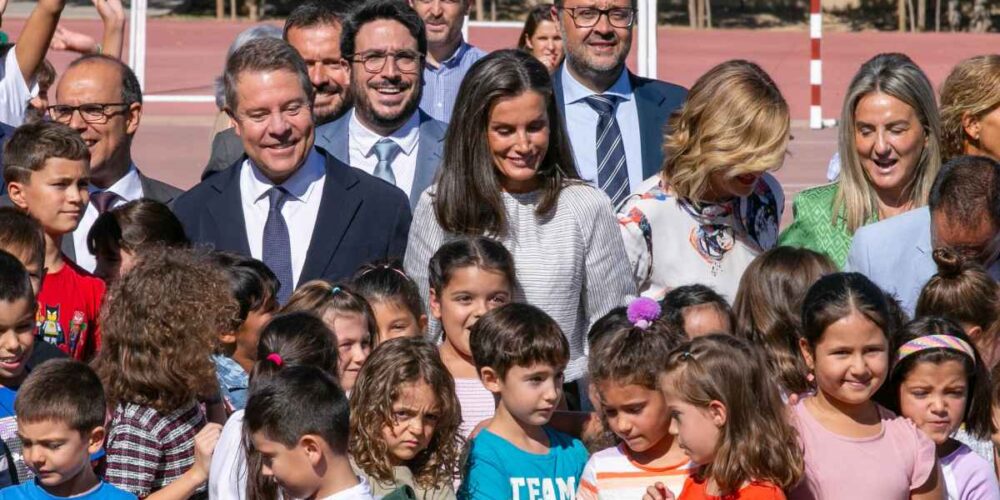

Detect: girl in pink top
884,317,999,500
791,273,942,500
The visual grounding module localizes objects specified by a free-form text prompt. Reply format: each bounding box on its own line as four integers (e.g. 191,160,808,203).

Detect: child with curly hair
93,247,234,498
350,337,462,499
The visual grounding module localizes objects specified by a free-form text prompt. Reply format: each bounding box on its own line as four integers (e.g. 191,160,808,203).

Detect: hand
190,423,223,481
50,25,98,54
642,482,677,500
93,0,125,24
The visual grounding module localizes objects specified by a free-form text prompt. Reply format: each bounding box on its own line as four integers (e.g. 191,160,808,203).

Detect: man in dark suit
173,38,410,303
47,55,182,271
314,0,446,210
552,0,686,207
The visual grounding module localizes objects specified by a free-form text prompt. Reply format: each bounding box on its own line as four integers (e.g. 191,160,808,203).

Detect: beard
351,77,422,132
561,24,631,84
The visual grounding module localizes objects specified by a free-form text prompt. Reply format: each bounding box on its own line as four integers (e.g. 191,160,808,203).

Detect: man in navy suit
314,0,446,210
173,38,410,303
552,0,686,206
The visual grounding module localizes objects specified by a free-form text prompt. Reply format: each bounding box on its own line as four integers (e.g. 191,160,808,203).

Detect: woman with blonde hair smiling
780,53,942,267
618,59,788,301
940,54,1000,162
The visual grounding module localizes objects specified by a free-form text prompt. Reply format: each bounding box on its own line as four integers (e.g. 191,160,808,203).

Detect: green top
351,460,456,500
778,183,878,268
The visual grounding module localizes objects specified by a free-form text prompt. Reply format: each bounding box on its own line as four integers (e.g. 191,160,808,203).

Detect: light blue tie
373,138,401,185
585,95,629,207
262,187,293,304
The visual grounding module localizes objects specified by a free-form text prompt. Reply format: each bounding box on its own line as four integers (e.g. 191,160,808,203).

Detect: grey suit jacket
845,206,1000,315
313,110,446,209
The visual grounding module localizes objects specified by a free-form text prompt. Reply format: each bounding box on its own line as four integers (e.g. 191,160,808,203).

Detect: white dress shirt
561,65,645,194
71,164,144,272
240,148,326,288
347,109,419,199
0,49,39,127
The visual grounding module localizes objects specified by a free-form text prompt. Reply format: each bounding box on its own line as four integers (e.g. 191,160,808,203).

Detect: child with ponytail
579,297,692,499
207,312,340,500
646,334,803,499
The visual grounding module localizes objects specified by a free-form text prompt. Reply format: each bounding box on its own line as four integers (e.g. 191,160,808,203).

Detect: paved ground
3,12,996,225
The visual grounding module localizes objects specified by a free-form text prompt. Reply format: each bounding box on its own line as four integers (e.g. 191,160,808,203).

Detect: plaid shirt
105,401,206,497
419,41,487,123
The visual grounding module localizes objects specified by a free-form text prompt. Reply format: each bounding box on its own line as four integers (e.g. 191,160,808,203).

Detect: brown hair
470,303,568,379
428,236,516,295
86,199,189,256
916,248,1000,367
939,55,1000,161
350,337,462,490
0,207,45,269
733,247,836,395
434,49,580,237
589,309,685,389
15,359,105,433
663,60,789,201
3,122,90,185
662,335,803,493
282,280,377,343
518,4,556,49
93,247,237,413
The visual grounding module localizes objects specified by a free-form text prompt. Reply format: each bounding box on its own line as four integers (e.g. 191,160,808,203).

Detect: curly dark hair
93,247,237,413
350,337,462,490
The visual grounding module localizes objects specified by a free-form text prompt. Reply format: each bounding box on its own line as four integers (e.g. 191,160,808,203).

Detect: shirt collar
427,39,471,70
92,163,143,200
350,109,421,157
246,147,325,204
561,63,633,105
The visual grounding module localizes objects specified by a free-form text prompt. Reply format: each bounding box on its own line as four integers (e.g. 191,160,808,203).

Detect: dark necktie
90,191,119,214
585,94,630,207
262,187,293,304
373,138,401,185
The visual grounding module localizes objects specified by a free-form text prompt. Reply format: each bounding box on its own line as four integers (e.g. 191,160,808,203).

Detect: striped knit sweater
404,183,636,382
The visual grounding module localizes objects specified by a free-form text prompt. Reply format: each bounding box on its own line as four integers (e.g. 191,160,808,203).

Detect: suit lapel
318,117,351,164
206,164,252,256
300,153,362,283
412,111,444,207
631,73,667,180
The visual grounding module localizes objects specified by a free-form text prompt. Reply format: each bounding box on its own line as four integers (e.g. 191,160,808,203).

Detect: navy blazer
172,147,411,285
313,109,446,209
552,68,687,180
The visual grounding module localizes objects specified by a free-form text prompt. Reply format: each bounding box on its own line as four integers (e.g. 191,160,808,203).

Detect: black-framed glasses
47,103,129,124
349,51,423,74
560,6,636,28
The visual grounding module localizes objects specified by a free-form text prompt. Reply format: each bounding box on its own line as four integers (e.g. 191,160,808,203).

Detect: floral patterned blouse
618,174,784,301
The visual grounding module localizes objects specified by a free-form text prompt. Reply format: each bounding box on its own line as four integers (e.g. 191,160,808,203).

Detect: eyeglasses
47,103,129,124
560,6,636,28
349,51,423,74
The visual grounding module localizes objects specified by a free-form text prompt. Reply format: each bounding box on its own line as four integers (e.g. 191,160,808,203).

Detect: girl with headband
882,317,998,500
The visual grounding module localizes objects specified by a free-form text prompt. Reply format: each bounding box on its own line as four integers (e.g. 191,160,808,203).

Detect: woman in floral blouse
618,60,788,301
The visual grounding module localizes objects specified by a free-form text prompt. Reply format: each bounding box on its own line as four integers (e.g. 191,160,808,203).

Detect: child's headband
358,264,410,281
897,335,976,366
627,297,661,330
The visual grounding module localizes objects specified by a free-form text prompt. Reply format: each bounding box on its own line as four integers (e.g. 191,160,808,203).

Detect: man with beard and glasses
553,0,686,208
409,0,486,123
173,38,411,304
848,155,1000,315
314,0,446,210
202,1,353,180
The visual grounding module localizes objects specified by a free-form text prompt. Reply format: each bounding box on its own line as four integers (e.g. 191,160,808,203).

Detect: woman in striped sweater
403,49,634,397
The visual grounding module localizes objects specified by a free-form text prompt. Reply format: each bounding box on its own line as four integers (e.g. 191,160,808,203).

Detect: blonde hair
662,335,803,494
663,60,789,201
940,55,1000,162
835,53,942,233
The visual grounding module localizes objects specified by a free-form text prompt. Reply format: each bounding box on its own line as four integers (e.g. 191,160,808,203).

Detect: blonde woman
780,53,942,267
940,54,1000,162
618,59,788,301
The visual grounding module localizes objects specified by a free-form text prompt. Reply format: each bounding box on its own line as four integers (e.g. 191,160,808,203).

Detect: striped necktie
585,94,630,207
